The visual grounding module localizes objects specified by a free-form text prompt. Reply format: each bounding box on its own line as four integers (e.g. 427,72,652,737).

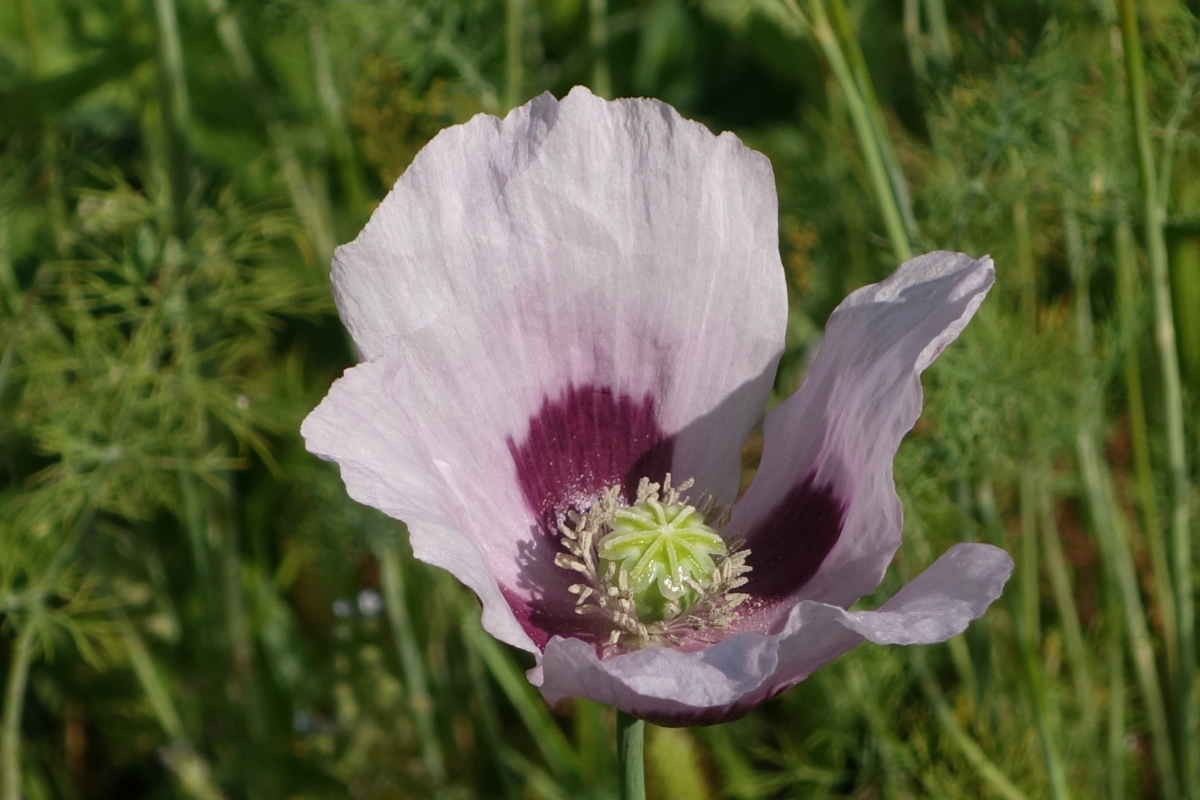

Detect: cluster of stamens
553,474,752,655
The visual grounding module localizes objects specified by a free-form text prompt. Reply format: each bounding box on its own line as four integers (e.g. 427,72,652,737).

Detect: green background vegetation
1,0,1199,797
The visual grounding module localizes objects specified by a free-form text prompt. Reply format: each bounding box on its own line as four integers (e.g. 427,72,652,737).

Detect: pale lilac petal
535,543,1011,726
301,359,538,653
305,88,786,649
729,252,995,628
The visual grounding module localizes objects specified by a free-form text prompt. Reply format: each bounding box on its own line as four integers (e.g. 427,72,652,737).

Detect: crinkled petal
536,543,1011,725
302,359,537,652
729,252,995,628
304,87,786,651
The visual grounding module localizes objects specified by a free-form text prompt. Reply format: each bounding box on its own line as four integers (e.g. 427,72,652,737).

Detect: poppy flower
302,87,1012,726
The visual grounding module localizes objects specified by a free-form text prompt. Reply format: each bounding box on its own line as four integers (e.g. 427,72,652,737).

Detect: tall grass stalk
1113,130,1175,685
461,612,517,798
826,0,920,243
309,22,369,223
1117,5,1196,790
1038,479,1098,745
1107,599,1128,800
152,0,190,233
911,650,1030,800
923,0,951,66
1049,110,1100,755
461,613,580,783
377,543,446,784
0,616,36,800
979,480,1071,800
116,614,226,800
782,0,912,264
902,0,928,81
847,661,914,796
1078,432,1180,799
506,0,524,109
589,0,611,98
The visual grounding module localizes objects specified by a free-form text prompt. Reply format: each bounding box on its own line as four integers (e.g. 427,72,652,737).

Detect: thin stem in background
788,0,912,265
1078,432,1179,799
1,615,37,800
911,650,1031,800
574,698,610,787
589,0,611,98
846,661,915,796
826,0,921,245
1117,5,1196,792
1050,107,1101,766
924,0,951,66
1018,473,1041,646
1011,162,1037,327
505,0,524,109
1038,477,1099,748
461,609,518,798
116,614,227,800
902,0,929,81
617,711,645,800
1107,598,1128,800
1105,18,1177,685
309,21,369,225
203,0,336,266
152,0,190,235
213,487,275,800
461,611,580,783
1114,205,1176,670
979,481,1071,800
377,543,446,785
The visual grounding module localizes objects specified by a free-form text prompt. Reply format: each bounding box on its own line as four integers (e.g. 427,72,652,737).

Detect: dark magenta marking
504,384,674,645
742,473,846,600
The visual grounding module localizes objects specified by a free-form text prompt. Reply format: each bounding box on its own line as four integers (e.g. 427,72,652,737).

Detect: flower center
553,474,751,654
597,498,727,621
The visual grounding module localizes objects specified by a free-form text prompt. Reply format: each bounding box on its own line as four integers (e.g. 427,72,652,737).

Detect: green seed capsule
596,497,728,621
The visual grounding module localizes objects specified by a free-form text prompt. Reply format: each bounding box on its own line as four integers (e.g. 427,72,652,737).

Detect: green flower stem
377,543,446,785
616,711,645,800
1,615,37,800
1117,5,1196,791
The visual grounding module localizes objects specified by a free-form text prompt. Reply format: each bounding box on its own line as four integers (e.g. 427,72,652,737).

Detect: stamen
553,473,751,655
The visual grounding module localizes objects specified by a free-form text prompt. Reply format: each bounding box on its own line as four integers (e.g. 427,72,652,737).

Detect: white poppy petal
536,542,1011,726
729,252,995,627
305,88,786,649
